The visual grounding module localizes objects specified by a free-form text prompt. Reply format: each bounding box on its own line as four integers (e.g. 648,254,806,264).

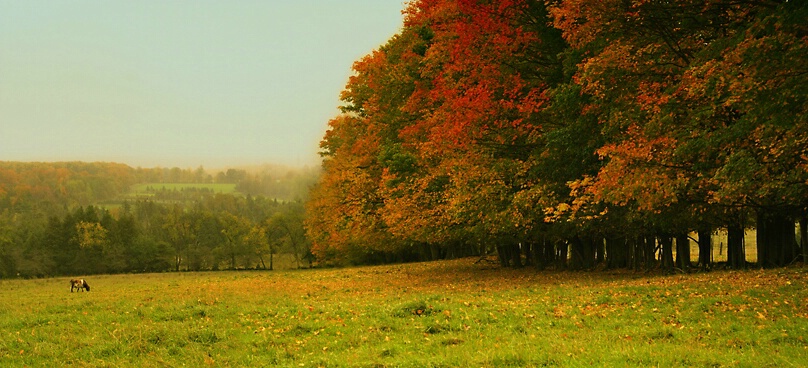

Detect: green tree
269,204,311,268
218,213,252,270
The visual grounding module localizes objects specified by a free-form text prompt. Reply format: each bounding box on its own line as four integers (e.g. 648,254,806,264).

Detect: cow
70,279,90,292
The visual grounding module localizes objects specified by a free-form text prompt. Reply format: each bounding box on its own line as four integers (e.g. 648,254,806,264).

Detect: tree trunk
800,216,807,265
567,236,596,270
757,212,767,267
660,236,674,273
497,241,521,268
605,236,627,269
675,233,691,270
523,242,533,267
757,212,798,268
496,245,507,267
727,221,746,269
633,235,644,271
645,236,657,271
697,229,712,270
569,236,584,270
469,241,481,257
430,243,441,261
445,243,456,260
626,236,635,270
582,236,595,269
546,239,557,269
556,240,568,270
532,239,546,270
595,237,605,267
510,243,523,268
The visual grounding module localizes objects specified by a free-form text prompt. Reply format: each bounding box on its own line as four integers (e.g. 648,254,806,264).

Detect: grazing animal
70,279,90,292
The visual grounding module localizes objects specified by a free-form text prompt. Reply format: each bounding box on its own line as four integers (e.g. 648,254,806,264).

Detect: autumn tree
307,0,604,267
549,0,806,269
307,0,805,270
306,33,421,264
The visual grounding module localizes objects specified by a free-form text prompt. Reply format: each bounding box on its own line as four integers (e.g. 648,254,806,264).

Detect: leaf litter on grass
1,259,807,366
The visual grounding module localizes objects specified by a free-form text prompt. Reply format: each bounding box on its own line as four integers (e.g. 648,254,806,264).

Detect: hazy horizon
0,1,405,169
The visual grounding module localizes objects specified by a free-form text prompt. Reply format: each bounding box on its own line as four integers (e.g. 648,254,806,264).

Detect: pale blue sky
0,0,405,168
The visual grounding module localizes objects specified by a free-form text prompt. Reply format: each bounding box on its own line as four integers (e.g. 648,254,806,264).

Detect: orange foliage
307,0,807,266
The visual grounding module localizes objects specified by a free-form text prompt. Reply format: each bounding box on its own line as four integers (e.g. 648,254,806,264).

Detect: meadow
128,183,240,196
1,259,806,367
97,183,241,209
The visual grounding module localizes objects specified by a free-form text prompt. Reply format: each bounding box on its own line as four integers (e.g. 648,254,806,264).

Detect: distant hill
0,161,136,214
0,161,320,215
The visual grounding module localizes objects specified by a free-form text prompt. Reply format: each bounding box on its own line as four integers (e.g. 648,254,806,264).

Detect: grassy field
98,183,241,208
1,259,806,367
128,183,239,196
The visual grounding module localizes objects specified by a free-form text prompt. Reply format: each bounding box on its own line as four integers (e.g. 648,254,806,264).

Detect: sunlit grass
1,259,806,367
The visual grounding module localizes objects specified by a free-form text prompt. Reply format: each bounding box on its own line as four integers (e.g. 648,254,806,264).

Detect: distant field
1,259,806,367
129,183,239,195
97,183,241,209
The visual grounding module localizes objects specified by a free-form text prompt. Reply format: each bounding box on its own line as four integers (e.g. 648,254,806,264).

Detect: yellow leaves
552,306,567,319
203,353,215,366
567,176,593,197
544,202,571,222
543,177,608,224
75,221,107,249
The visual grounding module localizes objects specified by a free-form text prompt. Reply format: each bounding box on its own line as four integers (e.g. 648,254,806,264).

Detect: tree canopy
306,0,807,269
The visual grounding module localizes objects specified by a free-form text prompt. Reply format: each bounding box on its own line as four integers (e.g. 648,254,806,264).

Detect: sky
0,0,406,169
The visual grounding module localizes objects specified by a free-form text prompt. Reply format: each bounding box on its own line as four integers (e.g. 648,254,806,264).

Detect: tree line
0,162,317,278
2,196,309,278
305,0,807,270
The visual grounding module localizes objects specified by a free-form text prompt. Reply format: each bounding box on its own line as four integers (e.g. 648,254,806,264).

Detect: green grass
1,259,806,367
